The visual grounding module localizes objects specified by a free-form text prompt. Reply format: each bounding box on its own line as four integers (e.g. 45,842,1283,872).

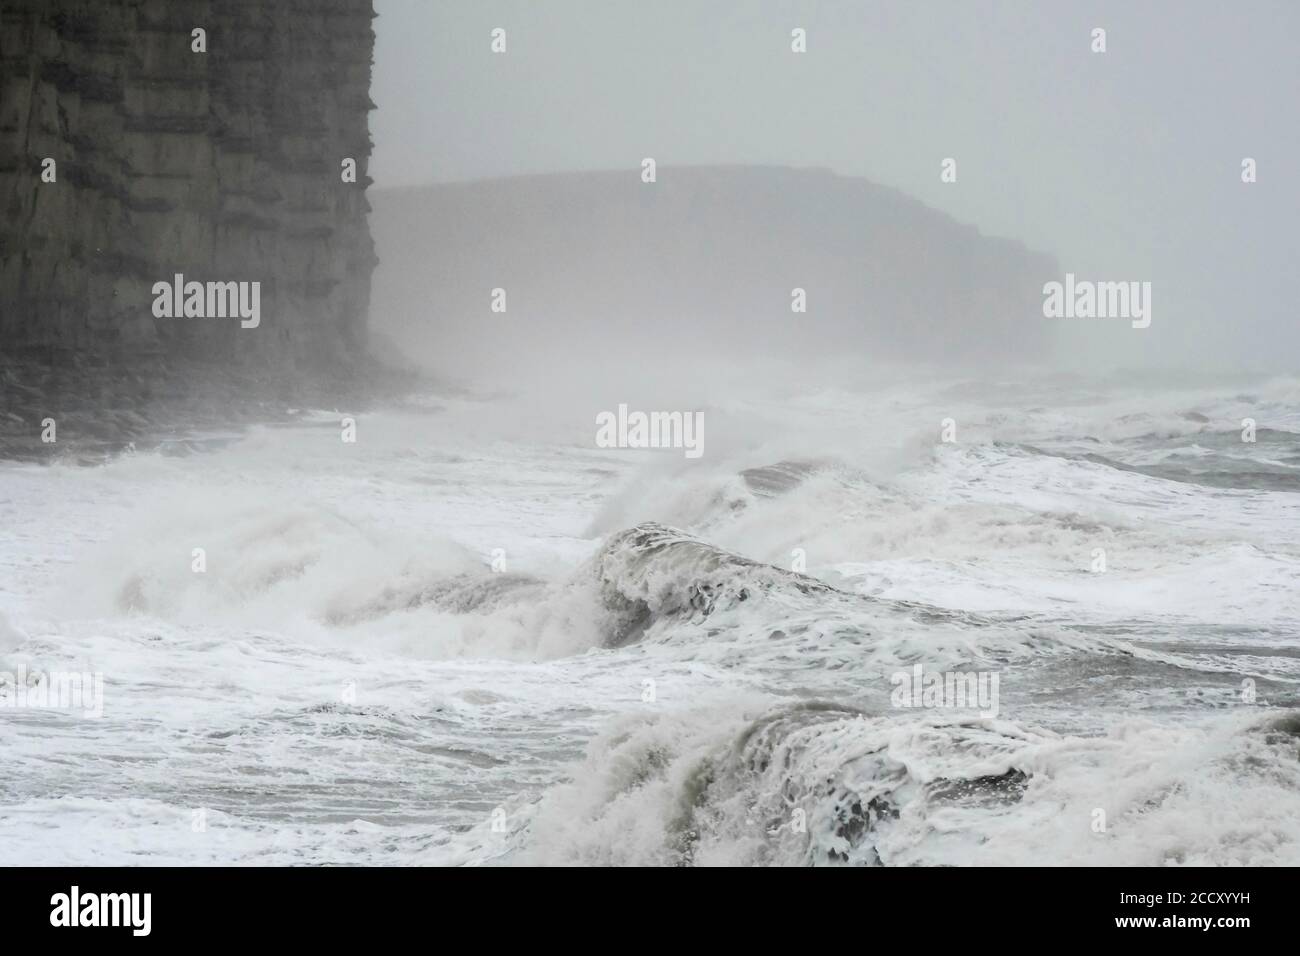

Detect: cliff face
370,167,1057,376
0,0,376,368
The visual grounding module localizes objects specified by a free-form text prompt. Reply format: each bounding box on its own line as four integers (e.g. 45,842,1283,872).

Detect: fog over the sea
369,0,1300,376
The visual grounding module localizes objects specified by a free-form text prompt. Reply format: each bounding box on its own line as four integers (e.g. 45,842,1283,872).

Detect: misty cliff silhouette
371,166,1056,374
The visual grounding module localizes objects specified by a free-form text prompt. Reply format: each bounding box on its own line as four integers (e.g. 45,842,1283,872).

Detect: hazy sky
370,1,1300,370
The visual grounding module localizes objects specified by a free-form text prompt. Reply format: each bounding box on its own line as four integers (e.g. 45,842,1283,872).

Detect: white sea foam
2,373,1299,865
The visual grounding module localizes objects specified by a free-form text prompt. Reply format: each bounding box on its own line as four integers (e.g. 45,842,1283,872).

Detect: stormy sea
3,367,1298,866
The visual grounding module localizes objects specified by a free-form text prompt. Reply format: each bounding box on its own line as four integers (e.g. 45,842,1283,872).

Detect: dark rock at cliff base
0,350,429,464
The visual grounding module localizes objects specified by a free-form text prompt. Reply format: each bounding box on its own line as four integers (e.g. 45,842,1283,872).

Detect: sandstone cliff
0,0,377,368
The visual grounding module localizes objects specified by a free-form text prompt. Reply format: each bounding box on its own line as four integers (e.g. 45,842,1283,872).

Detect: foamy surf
2,374,1299,865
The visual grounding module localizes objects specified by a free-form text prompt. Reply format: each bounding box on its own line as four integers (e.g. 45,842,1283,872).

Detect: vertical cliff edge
0,0,377,369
